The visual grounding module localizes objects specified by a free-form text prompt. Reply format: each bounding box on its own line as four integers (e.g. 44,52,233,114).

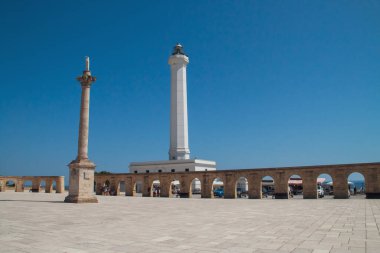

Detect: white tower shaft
168,47,190,160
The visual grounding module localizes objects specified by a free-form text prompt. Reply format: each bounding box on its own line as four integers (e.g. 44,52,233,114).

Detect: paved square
0,192,379,253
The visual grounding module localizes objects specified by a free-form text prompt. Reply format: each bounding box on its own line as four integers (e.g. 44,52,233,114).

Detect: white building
130,159,216,174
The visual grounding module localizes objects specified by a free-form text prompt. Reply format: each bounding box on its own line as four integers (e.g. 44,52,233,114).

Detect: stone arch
23,179,33,192
118,180,126,196
236,176,249,199
94,178,104,195
189,177,201,198
150,177,161,197
288,174,303,199
317,173,334,198
101,179,111,196
348,172,365,198
168,176,181,198
133,179,143,197
51,180,57,192
212,177,224,198
108,178,119,196
261,175,275,199
107,177,125,196
5,179,16,191
39,179,46,193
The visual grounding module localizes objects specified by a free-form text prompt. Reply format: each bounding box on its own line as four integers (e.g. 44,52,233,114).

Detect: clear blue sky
0,1,379,183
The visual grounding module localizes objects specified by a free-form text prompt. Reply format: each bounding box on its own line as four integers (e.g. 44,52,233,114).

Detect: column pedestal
64,159,98,203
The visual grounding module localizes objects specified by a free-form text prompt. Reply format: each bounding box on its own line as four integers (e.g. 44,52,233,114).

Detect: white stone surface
1,192,379,253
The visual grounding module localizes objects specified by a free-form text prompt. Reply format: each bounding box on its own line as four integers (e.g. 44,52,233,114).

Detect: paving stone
0,192,379,252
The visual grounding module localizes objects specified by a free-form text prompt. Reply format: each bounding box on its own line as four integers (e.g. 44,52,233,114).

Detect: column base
334,196,349,199
274,193,289,199
179,192,189,198
303,196,318,199
64,195,98,203
249,196,262,199
366,193,380,199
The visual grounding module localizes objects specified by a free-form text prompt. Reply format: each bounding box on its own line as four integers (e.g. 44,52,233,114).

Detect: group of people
150,186,180,197
172,188,180,197
153,186,161,197
102,185,116,196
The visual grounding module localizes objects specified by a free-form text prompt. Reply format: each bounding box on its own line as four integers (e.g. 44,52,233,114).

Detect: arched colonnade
0,176,65,193
95,162,380,199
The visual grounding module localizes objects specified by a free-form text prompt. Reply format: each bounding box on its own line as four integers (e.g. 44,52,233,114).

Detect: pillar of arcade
55,176,65,193
64,57,98,203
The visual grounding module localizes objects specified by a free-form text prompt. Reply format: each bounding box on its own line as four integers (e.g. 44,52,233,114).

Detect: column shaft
77,86,90,160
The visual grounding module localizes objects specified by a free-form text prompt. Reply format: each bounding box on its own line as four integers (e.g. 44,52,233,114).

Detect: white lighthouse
169,44,190,160
129,44,216,192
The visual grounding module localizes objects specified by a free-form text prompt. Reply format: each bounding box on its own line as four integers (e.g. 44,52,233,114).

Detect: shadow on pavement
0,199,64,203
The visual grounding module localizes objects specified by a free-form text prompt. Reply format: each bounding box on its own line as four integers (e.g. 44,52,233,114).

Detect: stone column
160,176,170,198
95,180,103,195
15,180,24,192
0,179,3,192
55,176,65,193
142,176,151,197
0,180,5,192
302,171,317,199
65,57,98,203
109,177,118,196
179,175,190,198
365,168,380,199
125,177,135,196
333,172,349,199
274,172,289,199
115,180,121,196
45,179,53,193
201,175,213,198
224,174,236,199
248,174,262,199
